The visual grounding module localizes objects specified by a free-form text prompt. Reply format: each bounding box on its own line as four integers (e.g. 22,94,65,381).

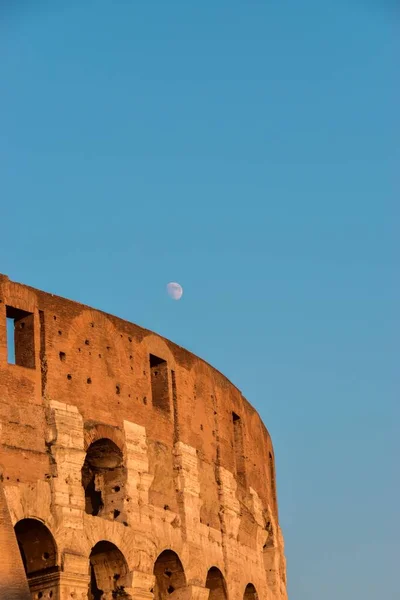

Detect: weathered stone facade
0,274,287,600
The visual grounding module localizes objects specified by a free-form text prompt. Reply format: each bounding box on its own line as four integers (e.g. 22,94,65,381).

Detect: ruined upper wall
0,273,278,520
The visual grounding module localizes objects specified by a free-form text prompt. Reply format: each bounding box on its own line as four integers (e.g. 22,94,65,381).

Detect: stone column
46,400,86,530
249,487,268,551
129,571,155,600
173,442,201,538
123,420,154,521
170,585,210,600
216,466,241,539
58,553,90,600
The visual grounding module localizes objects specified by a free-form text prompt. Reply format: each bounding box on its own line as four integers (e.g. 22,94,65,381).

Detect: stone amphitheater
0,273,287,600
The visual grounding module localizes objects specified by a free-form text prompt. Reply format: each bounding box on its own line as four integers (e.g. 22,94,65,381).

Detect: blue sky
1,1,398,598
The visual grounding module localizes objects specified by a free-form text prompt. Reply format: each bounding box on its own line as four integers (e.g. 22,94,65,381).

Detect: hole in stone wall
113,509,120,519
149,354,170,413
85,339,90,345
67,374,72,380
59,352,66,362
6,306,36,368
116,385,120,395
58,330,62,336
87,378,92,384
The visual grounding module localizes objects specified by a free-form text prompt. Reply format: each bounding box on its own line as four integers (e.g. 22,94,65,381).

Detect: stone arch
142,335,177,371
243,583,258,600
206,567,228,600
89,541,131,600
153,550,187,600
82,437,127,523
15,518,59,598
15,518,58,575
84,422,125,452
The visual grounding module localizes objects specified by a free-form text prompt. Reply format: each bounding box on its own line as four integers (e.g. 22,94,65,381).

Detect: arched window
15,518,58,598
82,438,126,522
244,583,258,600
206,567,228,600
153,550,186,600
89,541,131,600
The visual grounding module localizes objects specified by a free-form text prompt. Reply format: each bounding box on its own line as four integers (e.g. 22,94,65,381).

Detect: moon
166,282,183,300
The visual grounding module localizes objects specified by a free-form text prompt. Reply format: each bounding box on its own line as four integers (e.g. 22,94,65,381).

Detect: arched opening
153,550,187,600
82,438,126,522
15,519,57,576
89,541,131,599
206,567,227,600
244,584,258,600
15,518,59,598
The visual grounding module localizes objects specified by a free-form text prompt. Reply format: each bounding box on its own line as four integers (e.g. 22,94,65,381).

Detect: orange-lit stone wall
0,273,287,600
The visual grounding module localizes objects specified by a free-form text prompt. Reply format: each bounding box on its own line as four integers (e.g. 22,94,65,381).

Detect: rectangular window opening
149,354,170,413
6,306,35,369
232,412,246,487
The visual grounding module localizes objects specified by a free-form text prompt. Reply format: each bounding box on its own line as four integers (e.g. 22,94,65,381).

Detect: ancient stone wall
0,274,287,600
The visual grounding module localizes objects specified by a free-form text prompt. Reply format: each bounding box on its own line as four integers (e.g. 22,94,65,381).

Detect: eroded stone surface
0,274,287,600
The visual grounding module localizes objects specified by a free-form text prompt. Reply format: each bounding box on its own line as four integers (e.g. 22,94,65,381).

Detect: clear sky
1,1,398,598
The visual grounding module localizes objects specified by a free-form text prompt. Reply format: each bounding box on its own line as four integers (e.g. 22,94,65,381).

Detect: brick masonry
0,274,287,600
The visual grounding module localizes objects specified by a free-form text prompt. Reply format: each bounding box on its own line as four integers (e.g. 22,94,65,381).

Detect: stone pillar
249,486,268,551
129,571,155,600
170,585,210,600
27,572,59,600
123,420,154,520
59,553,90,600
217,466,241,539
46,400,86,529
173,442,201,537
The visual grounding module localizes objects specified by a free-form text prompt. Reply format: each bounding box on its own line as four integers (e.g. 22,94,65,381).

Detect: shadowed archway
89,540,131,600
206,567,227,600
15,519,58,577
14,518,59,599
153,550,187,600
82,438,126,523
244,583,258,600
